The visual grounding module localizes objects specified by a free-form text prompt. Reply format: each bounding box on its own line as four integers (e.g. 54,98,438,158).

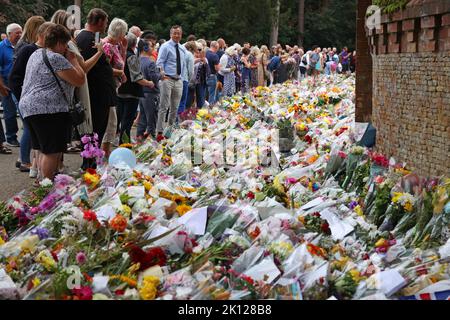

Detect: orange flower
307,243,327,258
110,214,128,233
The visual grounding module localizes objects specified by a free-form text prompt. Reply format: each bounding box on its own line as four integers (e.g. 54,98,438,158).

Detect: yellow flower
332,257,350,270
83,172,100,189
349,269,364,283
119,143,133,149
0,236,5,245
375,238,387,248
404,202,413,212
273,176,284,193
139,276,160,300
354,205,364,217
143,181,153,192
121,205,132,217
392,192,402,204
176,204,192,217
32,277,41,288
20,235,40,253
35,251,57,271
128,263,141,275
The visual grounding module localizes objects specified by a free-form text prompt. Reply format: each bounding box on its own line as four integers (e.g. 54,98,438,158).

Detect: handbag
42,49,85,126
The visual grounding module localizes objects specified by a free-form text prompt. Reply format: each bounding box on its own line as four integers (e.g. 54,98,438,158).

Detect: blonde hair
250,46,260,56
20,16,45,44
184,41,197,54
197,38,207,48
260,45,270,56
51,10,70,28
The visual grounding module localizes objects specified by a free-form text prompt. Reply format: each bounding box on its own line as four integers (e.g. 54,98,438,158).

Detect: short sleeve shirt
19,49,73,119
206,50,220,75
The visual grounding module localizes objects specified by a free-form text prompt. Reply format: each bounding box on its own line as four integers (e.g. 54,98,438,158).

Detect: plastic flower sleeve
231,245,266,274
206,206,240,239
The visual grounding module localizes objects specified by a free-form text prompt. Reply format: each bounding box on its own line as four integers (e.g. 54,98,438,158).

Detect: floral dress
233,54,242,92
249,54,258,88
102,38,126,89
222,55,236,97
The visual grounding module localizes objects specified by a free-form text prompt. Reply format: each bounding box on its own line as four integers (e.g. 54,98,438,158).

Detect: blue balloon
109,147,137,168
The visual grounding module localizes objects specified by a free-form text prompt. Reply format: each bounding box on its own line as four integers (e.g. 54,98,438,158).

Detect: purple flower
76,252,87,265
54,174,74,188
38,193,60,212
64,194,73,203
31,227,50,240
349,201,358,210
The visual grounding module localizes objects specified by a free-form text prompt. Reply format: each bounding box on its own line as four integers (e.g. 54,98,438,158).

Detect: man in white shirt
155,25,186,141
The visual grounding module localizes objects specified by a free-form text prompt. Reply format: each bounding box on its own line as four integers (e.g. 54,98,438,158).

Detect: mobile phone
95,32,100,45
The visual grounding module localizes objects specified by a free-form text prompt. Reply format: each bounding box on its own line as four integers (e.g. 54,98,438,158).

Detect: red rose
247,191,255,200
321,222,331,234
86,168,97,175
128,245,167,271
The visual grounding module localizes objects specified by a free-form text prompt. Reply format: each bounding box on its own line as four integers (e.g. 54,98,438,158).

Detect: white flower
40,178,53,188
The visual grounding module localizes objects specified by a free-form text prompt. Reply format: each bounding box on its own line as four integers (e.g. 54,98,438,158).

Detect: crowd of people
0,8,356,181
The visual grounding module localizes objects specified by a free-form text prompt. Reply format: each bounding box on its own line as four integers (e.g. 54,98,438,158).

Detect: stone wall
365,0,450,176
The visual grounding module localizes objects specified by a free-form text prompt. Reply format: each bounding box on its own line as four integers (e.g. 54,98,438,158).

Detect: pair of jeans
156,78,183,134
206,74,217,105
137,92,159,138
2,92,19,142
177,81,189,114
117,97,140,144
195,84,206,109
11,94,31,164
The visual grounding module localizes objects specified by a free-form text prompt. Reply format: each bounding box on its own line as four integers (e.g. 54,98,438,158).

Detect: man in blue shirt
0,23,22,147
205,41,220,105
155,25,186,141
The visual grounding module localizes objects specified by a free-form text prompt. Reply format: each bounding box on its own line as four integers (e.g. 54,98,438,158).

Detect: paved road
0,116,81,202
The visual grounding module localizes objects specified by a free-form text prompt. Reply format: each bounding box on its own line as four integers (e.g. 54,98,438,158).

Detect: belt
166,75,181,81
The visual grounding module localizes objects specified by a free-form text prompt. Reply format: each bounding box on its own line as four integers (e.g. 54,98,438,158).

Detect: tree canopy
1,0,356,49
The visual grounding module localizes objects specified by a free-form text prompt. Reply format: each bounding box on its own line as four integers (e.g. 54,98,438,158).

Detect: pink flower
286,177,298,185
76,252,87,265
72,286,93,300
338,151,347,159
81,135,91,144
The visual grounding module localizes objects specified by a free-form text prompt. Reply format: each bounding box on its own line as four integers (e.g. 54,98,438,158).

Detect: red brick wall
366,0,450,176
356,0,373,122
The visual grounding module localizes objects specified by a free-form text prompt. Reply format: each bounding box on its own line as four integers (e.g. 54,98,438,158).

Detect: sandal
66,146,82,153
0,145,12,154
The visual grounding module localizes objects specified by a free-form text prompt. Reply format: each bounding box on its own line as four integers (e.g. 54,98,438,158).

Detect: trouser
91,103,110,145
300,66,307,80
156,78,183,134
12,94,31,163
195,84,206,109
102,106,117,144
206,74,217,105
177,81,189,114
137,92,159,138
186,85,195,109
117,97,140,144
2,92,18,142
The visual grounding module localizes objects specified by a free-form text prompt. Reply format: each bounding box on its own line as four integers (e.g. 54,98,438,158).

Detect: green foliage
373,0,409,13
1,0,356,49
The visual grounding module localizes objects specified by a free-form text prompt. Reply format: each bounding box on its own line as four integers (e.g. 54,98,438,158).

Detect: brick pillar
355,0,373,123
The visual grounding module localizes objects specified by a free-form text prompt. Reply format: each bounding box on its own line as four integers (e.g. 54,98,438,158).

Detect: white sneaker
29,168,38,179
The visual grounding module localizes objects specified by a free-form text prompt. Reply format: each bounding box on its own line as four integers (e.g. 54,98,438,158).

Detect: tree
298,0,305,47
1,0,357,50
270,0,281,46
